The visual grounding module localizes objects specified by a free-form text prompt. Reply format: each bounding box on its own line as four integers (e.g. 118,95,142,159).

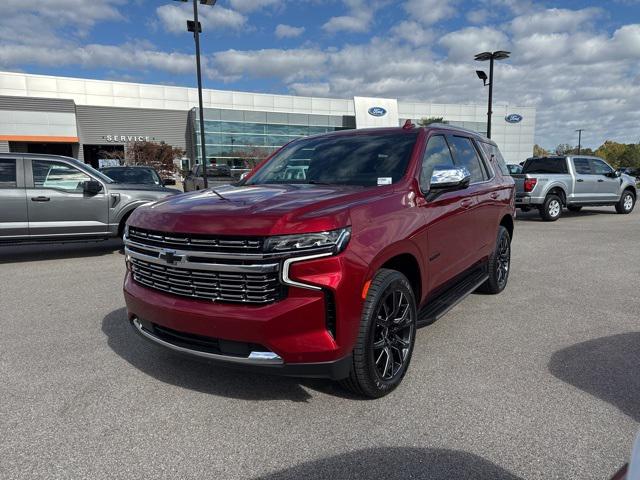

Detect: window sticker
377,177,392,186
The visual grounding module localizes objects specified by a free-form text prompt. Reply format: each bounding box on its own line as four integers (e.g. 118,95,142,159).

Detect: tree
418,117,447,126
233,147,271,169
125,141,184,176
533,144,549,157
595,141,640,169
555,143,574,155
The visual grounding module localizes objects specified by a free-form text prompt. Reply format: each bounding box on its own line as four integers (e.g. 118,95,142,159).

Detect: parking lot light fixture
576,129,585,155
174,0,217,189
474,50,511,139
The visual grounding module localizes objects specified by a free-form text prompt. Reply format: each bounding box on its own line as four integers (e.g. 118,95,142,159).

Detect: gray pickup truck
513,155,637,221
0,153,178,244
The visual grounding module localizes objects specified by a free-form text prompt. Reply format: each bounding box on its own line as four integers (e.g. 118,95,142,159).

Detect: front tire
615,190,635,214
539,194,562,221
341,269,417,398
478,226,511,294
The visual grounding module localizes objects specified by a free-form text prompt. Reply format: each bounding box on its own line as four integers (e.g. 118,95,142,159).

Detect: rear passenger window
447,136,487,183
480,142,508,176
573,158,592,175
0,159,17,188
420,135,455,190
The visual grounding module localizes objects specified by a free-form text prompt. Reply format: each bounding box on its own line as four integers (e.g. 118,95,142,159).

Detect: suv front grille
130,257,284,304
128,227,263,254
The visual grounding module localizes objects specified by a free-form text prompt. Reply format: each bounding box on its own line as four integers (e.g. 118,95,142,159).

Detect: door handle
597,179,604,182
460,199,474,209
31,196,50,202
576,179,584,182
490,192,500,200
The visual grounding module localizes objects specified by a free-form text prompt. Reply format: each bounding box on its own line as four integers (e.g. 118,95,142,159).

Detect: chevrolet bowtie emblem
158,249,183,265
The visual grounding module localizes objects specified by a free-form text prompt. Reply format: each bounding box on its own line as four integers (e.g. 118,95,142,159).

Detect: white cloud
404,0,458,25
439,26,510,61
322,0,379,34
275,24,306,39
390,21,434,47
510,7,600,37
156,3,246,34
228,0,283,13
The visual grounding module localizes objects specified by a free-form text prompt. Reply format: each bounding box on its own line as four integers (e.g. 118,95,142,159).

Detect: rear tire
615,190,635,214
539,194,562,221
567,205,582,212
478,226,511,294
341,269,417,398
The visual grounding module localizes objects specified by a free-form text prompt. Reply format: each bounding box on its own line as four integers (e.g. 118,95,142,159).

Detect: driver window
420,135,454,190
32,160,90,192
590,159,613,175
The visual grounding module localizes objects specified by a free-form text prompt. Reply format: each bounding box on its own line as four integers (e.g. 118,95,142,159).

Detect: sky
0,0,639,150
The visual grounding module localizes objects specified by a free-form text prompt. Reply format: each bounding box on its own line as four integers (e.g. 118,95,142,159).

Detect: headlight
123,224,130,238
264,227,351,253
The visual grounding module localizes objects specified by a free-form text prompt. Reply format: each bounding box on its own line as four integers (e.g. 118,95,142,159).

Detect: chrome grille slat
128,227,264,254
130,256,283,304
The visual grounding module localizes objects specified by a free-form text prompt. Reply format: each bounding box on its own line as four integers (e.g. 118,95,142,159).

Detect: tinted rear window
522,157,568,174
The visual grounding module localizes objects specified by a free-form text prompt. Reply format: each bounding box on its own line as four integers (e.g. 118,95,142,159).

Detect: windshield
82,163,114,183
246,132,419,187
102,168,160,185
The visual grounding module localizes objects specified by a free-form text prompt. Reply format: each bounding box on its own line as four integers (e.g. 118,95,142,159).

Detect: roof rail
425,123,489,139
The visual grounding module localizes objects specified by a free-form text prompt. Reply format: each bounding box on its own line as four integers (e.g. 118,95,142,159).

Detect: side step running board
417,268,489,327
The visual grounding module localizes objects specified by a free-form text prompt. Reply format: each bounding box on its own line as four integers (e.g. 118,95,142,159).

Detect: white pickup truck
513,155,637,221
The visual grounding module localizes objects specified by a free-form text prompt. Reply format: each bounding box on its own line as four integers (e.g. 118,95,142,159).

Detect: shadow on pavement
253,447,523,480
0,239,122,263
102,307,315,402
515,208,616,222
549,332,640,422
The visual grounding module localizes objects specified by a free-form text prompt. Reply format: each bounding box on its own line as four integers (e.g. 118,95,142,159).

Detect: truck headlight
264,227,351,254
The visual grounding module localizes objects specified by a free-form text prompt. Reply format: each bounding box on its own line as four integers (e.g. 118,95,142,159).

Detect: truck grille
130,257,284,304
128,226,263,254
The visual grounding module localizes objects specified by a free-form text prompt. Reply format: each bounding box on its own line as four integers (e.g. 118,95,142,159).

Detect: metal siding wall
0,140,8,153
76,105,188,149
0,95,75,112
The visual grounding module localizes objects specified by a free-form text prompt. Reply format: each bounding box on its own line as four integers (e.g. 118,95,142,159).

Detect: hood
109,183,179,193
128,183,378,236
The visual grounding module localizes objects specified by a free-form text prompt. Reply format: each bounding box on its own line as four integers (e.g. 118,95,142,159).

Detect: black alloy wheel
341,269,417,398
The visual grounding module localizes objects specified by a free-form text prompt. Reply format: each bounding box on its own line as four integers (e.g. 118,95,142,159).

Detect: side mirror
83,180,103,195
240,172,249,180
162,178,176,186
429,167,471,191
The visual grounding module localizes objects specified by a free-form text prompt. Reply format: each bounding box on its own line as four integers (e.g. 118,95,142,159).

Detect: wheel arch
499,214,514,240
546,185,567,205
371,250,423,305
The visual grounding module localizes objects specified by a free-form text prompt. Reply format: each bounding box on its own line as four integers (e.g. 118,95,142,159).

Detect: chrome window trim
132,318,283,365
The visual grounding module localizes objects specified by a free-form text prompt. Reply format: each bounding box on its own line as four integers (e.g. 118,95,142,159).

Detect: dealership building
0,71,536,168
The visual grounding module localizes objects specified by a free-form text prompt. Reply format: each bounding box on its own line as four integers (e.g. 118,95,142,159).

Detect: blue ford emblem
505,114,523,123
368,107,387,117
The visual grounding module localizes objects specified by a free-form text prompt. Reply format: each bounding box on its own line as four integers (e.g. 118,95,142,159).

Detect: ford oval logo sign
368,107,387,117
505,113,523,124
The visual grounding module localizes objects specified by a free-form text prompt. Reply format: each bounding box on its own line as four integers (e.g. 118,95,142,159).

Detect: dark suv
123,124,515,397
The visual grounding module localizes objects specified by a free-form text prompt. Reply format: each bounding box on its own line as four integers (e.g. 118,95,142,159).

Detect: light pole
575,129,585,155
474,50,510,139
175,0,216,189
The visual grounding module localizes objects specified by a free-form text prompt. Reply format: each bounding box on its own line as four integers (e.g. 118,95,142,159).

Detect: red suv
123,124,515,397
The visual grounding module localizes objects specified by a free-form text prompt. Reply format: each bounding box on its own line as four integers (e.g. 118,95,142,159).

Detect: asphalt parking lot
1,207,638,480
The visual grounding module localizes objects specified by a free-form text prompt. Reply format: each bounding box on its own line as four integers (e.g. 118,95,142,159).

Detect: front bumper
123,246,367,378
131,316,352,379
